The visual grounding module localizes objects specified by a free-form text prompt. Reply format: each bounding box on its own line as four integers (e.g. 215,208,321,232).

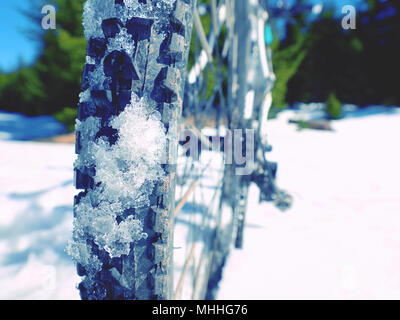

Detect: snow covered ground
0,106,399,300
0,140,80,299
218,105,400,300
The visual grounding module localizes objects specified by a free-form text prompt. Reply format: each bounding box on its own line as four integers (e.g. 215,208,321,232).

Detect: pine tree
0,0,86,120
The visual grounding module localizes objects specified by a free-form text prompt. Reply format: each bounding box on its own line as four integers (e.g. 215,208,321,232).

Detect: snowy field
219,105,400,299
0,106,399,300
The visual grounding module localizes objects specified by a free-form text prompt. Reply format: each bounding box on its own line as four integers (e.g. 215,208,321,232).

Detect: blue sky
0,0,367,73
0,0,38,72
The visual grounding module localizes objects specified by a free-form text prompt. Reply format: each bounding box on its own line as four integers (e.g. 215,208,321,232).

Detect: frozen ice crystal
66,240,103,274
69,93,166,272
116,0,177,23
85,56,96,65
104,216,149,258
88,62,110,90
107,28,135,56
83,0,117,39
79,89,91,103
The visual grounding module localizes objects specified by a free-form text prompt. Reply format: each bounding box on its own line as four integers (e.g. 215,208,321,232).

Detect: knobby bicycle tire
72,0,196,300
71,0,285,301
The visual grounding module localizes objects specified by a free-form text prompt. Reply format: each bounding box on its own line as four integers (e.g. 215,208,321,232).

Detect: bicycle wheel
69,0,286,300
173,0,281,299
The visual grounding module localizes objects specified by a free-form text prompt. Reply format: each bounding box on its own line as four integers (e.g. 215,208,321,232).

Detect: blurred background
1,0,399,125
0,0,399,299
